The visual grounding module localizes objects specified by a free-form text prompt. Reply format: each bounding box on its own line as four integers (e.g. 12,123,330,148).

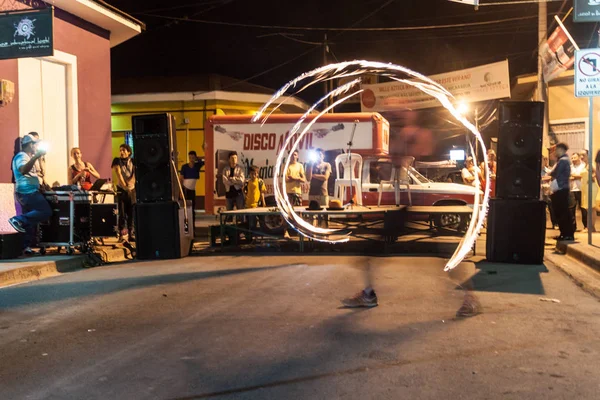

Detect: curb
555,241,600,274
545,248,600,300
0,256,86,288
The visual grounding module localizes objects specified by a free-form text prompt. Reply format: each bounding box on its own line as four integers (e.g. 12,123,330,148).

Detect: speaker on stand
132,113,194,260
486,101,547,264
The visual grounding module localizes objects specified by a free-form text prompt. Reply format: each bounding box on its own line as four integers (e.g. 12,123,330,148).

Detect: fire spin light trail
252,60,490,271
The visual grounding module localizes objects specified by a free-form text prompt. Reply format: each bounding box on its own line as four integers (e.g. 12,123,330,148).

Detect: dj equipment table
39,190,118,255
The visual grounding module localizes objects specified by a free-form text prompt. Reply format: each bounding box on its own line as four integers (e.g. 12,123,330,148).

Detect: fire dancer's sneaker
341,290,378,308
8,217,25,233
456,293,482,318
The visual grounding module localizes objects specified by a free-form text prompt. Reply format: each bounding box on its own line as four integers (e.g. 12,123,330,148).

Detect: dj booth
39,189,117,255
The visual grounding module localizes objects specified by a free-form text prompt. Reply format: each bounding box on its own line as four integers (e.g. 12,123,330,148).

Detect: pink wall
0,8,112,183
0,60,20,183
53,15,112,179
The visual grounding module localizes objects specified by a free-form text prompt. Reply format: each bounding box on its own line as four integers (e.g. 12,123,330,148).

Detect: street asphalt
0,254,599,399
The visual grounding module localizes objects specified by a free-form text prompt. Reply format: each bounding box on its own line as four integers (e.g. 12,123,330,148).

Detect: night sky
106,0,596,103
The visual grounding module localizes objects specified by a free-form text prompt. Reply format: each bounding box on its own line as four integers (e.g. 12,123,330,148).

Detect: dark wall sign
574,0,600,23
0,8,53,60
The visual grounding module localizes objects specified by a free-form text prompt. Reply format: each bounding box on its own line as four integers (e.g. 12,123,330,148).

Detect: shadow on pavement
457,261,550,295
0,263,303,309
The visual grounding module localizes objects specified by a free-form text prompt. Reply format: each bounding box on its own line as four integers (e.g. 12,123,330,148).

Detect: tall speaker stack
486,101,546,264
132,113,193,259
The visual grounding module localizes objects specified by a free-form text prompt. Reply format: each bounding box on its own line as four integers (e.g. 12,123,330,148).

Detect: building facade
0,0,142,230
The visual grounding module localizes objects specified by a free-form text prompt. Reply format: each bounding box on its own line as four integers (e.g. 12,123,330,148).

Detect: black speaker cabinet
134,201,193,260
496,101,544,200
132,113,179,204
90,204,118,238
0,232,23,259
486,198,546,264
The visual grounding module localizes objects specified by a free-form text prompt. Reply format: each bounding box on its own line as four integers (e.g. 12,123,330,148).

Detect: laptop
88,178,108,191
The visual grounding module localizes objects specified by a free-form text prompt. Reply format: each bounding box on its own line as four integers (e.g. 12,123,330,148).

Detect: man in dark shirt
550,142,574,241
180,150,204,226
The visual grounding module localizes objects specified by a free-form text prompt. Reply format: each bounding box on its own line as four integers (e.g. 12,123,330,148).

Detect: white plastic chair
378,156,414,206
334,153,363,205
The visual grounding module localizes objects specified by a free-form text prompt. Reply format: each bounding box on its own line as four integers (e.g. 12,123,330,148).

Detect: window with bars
549,119,587,155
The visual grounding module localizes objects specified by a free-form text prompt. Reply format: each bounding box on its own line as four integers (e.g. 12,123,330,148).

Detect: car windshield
409,167,431,184
368,161,432,184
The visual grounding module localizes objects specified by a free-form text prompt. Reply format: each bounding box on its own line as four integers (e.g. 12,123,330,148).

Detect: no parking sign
575,49,600,97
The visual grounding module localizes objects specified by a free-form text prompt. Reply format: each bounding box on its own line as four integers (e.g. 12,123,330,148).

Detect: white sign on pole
360,60,510,112
575,49,600,98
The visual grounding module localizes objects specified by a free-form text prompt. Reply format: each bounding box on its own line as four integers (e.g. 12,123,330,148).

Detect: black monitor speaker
495,101,544,200
134,201,193,260
486,198,546,264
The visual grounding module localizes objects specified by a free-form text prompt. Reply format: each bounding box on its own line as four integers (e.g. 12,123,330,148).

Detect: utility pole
538,0,549,149
323,34,329,111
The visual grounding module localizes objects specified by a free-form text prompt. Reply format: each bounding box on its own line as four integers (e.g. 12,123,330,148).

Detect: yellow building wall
111,99,275,209
549,83,600,157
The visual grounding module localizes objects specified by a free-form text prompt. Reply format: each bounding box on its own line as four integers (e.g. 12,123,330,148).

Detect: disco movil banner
574,0,600,23
0,8,53,60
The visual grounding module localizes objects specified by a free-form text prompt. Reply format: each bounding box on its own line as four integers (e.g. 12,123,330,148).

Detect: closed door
19,58,69,186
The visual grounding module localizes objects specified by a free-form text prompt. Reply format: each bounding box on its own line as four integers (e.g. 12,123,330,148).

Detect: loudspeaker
496,101,544,199
132,113,179,203
486,198,546,264
134,201,193,259
0,232,23,259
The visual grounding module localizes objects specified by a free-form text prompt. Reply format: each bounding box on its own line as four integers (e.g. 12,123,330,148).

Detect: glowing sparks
254,60,490,270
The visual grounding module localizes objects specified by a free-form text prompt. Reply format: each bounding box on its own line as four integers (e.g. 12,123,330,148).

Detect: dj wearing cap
8,134,52,255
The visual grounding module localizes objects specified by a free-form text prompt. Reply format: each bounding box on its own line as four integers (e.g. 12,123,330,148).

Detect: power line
137,13,539,32
221,45,320,90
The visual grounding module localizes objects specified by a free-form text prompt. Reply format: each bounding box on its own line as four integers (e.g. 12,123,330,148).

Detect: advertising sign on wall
574,0,600,23
0,8,53,60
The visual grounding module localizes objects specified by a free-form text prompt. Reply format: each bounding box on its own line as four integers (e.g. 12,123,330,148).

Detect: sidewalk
0,212,217,288
543,224,600,298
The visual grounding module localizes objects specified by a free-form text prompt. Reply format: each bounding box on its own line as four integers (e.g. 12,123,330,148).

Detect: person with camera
8,134,52,255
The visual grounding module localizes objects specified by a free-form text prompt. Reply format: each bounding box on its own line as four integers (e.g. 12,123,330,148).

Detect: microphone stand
344,120,359,209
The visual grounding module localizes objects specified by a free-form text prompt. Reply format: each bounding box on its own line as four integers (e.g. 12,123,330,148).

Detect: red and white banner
360,60,510,112
541,16,579,83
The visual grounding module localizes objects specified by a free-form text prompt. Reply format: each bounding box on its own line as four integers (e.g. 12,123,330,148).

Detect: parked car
260,156,481,234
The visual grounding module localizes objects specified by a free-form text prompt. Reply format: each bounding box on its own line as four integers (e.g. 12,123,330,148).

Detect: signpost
575,49,600,245
0,8,53,61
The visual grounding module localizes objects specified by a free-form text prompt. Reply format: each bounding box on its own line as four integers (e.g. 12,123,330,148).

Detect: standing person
305,148,331,207
480,149,497,197
581,167,597,233
284,150,305,238
180,150,204,226
570,152,586,231
222,151,245,221
306,148,331,228
580,150,589,169
27,132,48,189
68,147,100,189
244,165,266,240
112,144,135,242
550,143,574,241
461,157,480,187
8,134,52,255
541,156,557,229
